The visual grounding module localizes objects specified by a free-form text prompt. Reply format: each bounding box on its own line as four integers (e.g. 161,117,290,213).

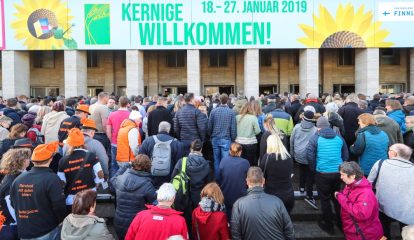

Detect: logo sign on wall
2,0,414,50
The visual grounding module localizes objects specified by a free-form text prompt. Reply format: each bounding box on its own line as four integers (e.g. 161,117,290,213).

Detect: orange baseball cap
66,128,85,147
76,104,90,115
31,142,59,162
81,118,97,131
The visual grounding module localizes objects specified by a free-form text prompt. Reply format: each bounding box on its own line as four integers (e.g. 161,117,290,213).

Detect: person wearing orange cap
62,119,109,178
9,141,66,239
57,104,90,144
57,128,105,210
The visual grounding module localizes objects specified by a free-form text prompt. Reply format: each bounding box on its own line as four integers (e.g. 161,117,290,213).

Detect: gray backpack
151,136,173,176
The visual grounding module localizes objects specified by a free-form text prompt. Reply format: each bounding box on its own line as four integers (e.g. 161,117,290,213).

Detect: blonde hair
266,134,290,160
251,100,262,116
358,113,376,126
0,148,31,175
238,102,255,123
35,106,51,125
264,114,283,136
200,183,225,205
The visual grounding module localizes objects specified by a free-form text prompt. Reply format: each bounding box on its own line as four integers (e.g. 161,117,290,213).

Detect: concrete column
299,49,319,98
64,50,87,97
244,49,259,98
279,50,290,94
355,48,379,97
1,51,30,98
148,51,159,96
103,51,115,93
410,49,414,93
187,50,201,96
126,50,144,97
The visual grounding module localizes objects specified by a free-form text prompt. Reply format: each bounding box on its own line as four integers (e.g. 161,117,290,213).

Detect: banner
3,0,414,50
0,0,4,50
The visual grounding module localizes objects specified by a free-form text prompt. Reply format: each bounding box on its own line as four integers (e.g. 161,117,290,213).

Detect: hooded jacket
110,167,156,239
336,177,383,240
350,125,389,176
192,206,230,240
125,205,188,240
41,111,69,143
61,214,114,240
387,109,406,134
307,128,349,172
327,112,345,136
338,102,364,145
290,120,317,164
231,186,294,240
375,115,403,145
172,152,212,207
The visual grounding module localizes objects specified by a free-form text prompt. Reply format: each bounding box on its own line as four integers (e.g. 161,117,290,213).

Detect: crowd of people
0,91,413,239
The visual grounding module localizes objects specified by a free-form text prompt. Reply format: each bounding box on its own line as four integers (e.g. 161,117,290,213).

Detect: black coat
173,104,208,142
338,102,364,145
294,102,325,123
404,130,414,163
2,107,21,127
147,106,174,136
110,167,156,239
0,173,21,225
289,100,302,124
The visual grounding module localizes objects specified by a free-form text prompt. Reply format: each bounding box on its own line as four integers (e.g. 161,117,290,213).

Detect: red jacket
125,205,188,240
336,177,383,240
192,206,230,240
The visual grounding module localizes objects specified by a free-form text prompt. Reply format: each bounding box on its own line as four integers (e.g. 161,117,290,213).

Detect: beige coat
41,111,69,143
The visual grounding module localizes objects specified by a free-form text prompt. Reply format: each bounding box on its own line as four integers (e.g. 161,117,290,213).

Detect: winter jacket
61,214,114,240
110,167,156,239
404,130,414,162
387,109,406,134
290,120,317,164
192,206,230,240
368,158,414,225
2,107,21,127
174,104,208,142
350,125,389,176
259,153,294,212
262,102,277,114
0,138,18,160
369,99,383,112
338,102,364,146
289,100,302,124
65,106,75,117
125,205,188,240
336,177,383,240
218,156,249,216
138,132,183,187
10,167,66,239
41,111,69,143
307,128,349,173
326,112,345,136
147,106,174,136
375,115,403,145
268,109,294,136
0,173,20,225
231,186,294,240
172,153,212,208
403,105,414,115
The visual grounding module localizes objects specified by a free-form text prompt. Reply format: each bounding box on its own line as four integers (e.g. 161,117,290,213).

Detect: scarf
199,197,225,212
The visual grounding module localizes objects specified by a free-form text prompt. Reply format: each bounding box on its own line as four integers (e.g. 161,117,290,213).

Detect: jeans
212,138,231,181
117,161,131,168
315,172,341,228
110,144,118,178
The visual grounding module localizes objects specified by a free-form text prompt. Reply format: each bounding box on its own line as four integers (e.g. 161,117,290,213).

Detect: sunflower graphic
298,3,393,48
11,0,77,50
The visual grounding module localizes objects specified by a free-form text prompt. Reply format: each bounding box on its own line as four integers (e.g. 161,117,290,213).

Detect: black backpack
171,157,191,212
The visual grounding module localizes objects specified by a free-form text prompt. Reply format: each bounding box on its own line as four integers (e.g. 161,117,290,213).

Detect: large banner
0,0,4,50
3,0,414,50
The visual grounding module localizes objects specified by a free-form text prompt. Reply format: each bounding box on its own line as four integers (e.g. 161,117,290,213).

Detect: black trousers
298,163,315,197
241,143,258,166
379,212,406,239
315,172,341,228
93,133,111,152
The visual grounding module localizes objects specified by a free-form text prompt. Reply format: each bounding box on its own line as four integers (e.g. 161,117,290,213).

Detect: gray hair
247,167,264,186
402,225,414,240
390,144,412,160
158,121,171,133
339,162,364,181
157,183,176,202
307,93,317,100
373,110,386,116
345,93,360,104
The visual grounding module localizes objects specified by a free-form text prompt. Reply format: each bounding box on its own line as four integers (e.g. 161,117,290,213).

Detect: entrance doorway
333,84,355,94
162,86,187,96
204,85,234,96
259,85,278,95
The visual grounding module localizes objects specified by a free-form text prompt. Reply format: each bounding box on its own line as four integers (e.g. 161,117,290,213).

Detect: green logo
84,4,110,45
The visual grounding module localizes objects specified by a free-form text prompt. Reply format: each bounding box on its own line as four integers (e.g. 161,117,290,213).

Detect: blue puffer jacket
307,128,348,173
350,125,389,176
173,104,208,142
110,167,156,239
387,109,406,134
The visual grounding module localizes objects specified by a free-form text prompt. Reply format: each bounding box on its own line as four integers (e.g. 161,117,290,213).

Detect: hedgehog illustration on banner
298,3,394,48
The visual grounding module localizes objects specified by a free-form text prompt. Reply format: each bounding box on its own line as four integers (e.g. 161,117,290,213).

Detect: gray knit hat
316,116,330,129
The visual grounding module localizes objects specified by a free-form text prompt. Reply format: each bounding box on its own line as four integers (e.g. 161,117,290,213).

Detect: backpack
28,127,44,145
151,136,173,176
171,157,191,212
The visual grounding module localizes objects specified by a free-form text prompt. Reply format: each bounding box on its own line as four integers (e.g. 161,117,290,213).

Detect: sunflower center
321,31,366,48
27,9,58,40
